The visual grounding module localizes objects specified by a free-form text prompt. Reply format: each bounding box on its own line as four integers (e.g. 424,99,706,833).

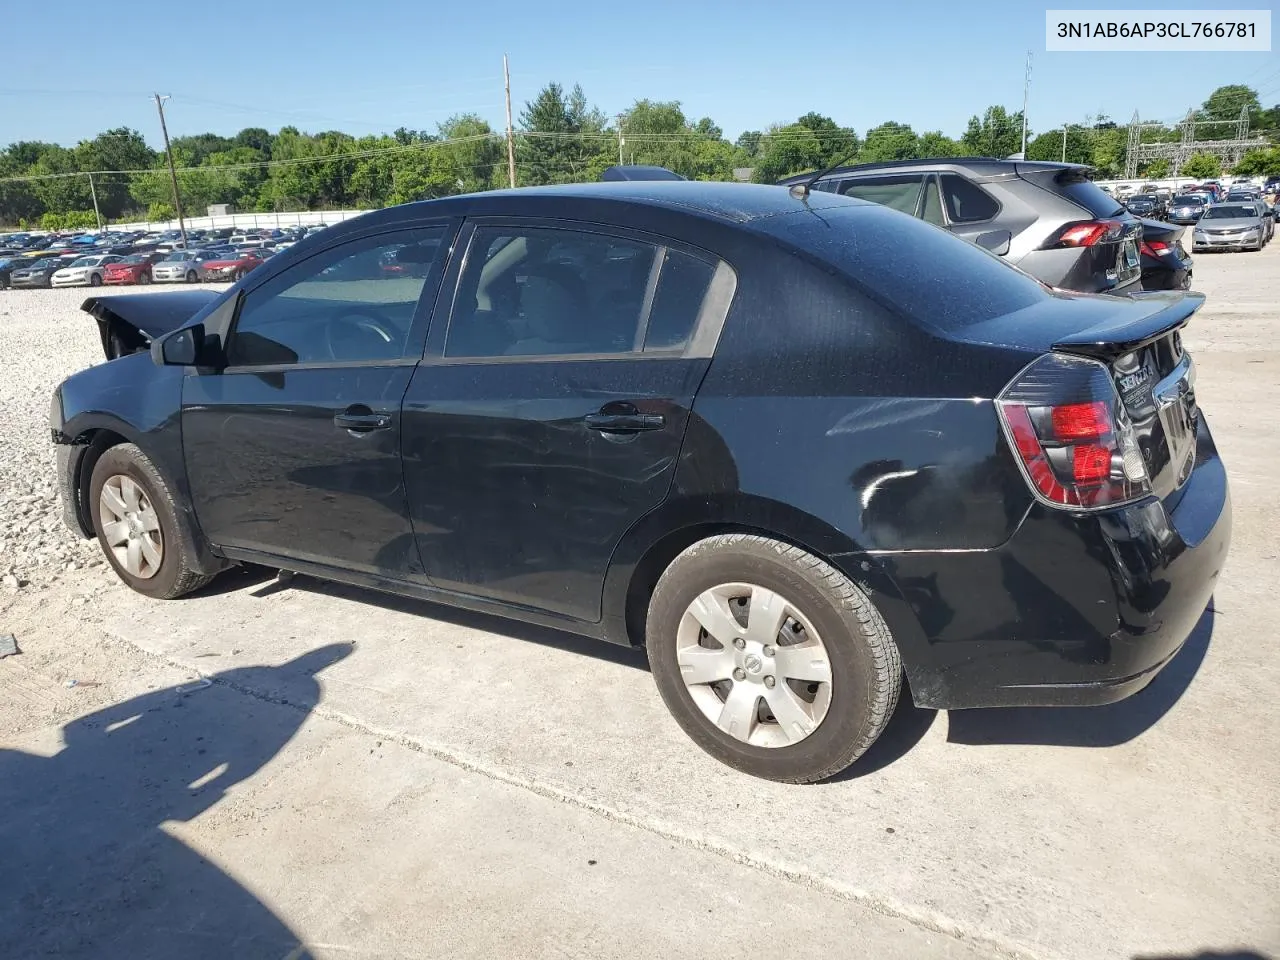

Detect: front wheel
138,271,151,285
89,274,102,287
647,534,902,783
88,443,214,599
185,269,198,283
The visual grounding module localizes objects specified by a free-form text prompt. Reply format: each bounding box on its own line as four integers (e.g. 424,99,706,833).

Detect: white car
50,254,124,288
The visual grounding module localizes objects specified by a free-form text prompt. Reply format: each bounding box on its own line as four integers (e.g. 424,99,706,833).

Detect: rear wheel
89,444,214,599
138,271,151,285
647,534,901,783
185,269,198,283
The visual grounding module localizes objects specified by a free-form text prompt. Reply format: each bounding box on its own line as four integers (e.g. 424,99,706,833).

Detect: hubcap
675,582,833,748
99,475,163,579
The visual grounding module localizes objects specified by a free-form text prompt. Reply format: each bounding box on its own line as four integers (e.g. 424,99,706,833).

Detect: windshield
162,252,190,261
120,254,147,264
32,259,58,268
70,257,97,267
1201,205,1257,220
1130,195,1158,202
1172,196,1201,204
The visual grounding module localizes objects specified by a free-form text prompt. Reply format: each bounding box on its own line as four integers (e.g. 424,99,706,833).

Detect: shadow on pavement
947,606,1214,748
281,573,650,672
1135,952,1273,960
0,644,351,960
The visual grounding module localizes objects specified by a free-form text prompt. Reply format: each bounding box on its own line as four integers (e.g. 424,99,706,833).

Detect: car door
400,219,735,622
182,221,454,577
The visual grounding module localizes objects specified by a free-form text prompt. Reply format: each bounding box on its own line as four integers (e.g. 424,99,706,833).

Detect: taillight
1045,219,1125,248
997,354,1150,510
1139,239,1172,257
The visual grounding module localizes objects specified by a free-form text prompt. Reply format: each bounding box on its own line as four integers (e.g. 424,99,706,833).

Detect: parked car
200,250,265,282
50,254,125,288
52,182,1229,782
1192,203,1268,252
778,159,1144,295
1125,194,1166,219
1166,194,1208,224
9,255,79,289
150,249,225,283
0,255,27,289
1135,218,1193,290
103,252,168,286
1264,176,1280,195
1249,200,1276,244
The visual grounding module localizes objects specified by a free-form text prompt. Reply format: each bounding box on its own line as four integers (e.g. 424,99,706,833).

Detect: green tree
518,82,610,185
74,128,155,218
1234,148,1280,177
961,106,1026,158
1200,84,1261,123
918,130,962,158
1180,152,1222,179
169,133,233,166
794,112,858,166
860,121,921,162
750,124,824,182
735,131,762,157
1142,158,1171,178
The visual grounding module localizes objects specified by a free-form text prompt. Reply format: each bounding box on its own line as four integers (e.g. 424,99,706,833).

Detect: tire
138,271,151,285
233,269,245,282
185,270,198,283
88,443,214,600
89,274,102,287
647,534,901,783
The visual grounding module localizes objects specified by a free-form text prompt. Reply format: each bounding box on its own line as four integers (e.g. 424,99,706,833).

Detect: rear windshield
764,203,1047,332
1054,175,1125,217
1201,205,1257,219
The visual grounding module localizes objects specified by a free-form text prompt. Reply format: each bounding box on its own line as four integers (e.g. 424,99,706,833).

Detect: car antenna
789,151,859,199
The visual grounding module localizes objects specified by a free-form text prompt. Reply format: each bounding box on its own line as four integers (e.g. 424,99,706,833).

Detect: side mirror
974,230,1012,257
152,323,204,366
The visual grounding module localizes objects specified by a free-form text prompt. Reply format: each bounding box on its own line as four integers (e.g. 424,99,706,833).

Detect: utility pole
153,94,188,247
1061,126,1068,163
503,55,516,189
1020,50,1033,157
87,173,103,231
617,114,625,166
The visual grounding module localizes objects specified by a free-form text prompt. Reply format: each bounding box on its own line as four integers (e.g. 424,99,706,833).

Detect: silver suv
780,159,1143,295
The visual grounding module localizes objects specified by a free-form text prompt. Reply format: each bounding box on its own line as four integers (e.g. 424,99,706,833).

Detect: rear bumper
860,416,1230,709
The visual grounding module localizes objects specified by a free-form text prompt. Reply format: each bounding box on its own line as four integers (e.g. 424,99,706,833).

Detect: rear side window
1053,175,1125,218
765,204,1047,333
941,175,999,223
444,225,723,359
838,174,923,216
921,178,944,226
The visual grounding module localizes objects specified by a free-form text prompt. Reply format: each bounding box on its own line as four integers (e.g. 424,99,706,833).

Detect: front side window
837,174,924,215
443,225,720,359
226,226,445,367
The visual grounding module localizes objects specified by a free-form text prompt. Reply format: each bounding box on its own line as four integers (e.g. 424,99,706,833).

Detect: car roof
775,157,1093,185
380,181,856,226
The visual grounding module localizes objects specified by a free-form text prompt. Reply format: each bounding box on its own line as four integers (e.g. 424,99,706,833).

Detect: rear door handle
334,408,392,433
584,411,665,433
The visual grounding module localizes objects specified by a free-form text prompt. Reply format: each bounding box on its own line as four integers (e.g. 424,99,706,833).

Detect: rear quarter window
764,204,1047,333
1054,176,1125,218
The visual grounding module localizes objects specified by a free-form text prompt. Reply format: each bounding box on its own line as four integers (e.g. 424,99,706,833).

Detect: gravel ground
0,284,227,591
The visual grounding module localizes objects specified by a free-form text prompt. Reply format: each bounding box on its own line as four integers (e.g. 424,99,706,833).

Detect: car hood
82,289,221,359
1196,218,1260,229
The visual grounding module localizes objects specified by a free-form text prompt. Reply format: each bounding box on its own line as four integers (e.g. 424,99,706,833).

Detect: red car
200,250,265,282
103,252,167,286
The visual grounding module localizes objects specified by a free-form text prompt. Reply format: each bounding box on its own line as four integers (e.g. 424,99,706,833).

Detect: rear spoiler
1052,291,1204,362
82,290,219,360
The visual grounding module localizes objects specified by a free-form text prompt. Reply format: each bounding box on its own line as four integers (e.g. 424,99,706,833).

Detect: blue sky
1,0,1276,148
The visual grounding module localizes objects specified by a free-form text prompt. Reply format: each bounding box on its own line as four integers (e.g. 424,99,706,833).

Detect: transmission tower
1125,106,1267,178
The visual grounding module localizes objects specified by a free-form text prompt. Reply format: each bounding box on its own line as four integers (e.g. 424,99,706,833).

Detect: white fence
108,209,373,233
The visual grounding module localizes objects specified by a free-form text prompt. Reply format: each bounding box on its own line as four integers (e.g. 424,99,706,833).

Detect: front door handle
334,407,392,433
584,409,665,433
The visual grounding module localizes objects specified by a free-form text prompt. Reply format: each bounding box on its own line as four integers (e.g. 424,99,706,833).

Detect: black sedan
1167,194,1209,225
1137,218,1193,290
8,255,79,289
1125,194,1166,218
50,182,1230,782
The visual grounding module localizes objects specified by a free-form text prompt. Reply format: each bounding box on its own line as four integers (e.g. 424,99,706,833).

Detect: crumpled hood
81,290,220,359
